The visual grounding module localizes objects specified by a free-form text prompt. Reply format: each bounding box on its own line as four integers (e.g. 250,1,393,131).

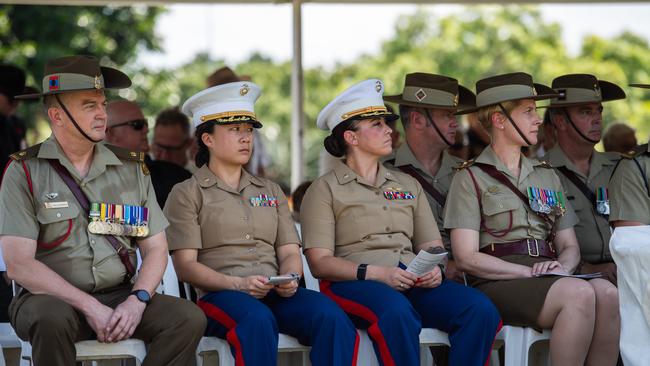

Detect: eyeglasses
110,119,147,131
153,140,188,152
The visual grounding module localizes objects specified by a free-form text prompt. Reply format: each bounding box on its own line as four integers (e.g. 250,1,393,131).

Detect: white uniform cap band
182,81,261,129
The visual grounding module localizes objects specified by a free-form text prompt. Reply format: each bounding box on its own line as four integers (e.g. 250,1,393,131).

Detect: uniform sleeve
443,169,481,230
551,170,578,231
273,183,301,247
609,159,650,224
0,161,39,240
163,181,202,250
411,179,441,245
141,172,168,237
300,178,336,252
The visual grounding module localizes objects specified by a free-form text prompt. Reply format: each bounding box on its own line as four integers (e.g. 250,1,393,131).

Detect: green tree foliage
5,5,650,185
0,5,163,78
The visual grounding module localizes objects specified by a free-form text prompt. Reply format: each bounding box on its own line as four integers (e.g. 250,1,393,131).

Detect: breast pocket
481,194,520,232
36,204,80,247
252,205,279,244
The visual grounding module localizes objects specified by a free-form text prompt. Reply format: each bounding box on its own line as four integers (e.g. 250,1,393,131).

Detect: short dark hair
155,107,190,135
398,104,417,129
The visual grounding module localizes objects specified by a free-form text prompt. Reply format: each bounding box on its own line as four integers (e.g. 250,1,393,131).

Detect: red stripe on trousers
320,280,396,366
484,319,504,366
198,300,246,366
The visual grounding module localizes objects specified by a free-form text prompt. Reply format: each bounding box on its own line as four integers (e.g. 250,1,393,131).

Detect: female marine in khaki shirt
301,79,501,366
164,82,357,366
445,72,620,366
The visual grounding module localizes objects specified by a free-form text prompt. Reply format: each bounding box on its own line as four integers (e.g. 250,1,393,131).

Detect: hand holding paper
406,247,448,277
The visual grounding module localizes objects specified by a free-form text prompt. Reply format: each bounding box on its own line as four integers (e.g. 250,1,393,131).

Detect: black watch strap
356,263,368,281
130,289,151,304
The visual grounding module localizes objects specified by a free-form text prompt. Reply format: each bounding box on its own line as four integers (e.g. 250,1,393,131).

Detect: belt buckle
527,238,540,257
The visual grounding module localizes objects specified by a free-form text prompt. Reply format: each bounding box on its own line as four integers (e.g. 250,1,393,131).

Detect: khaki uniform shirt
384,143,462,250
544,146,619,263
610,143,650,225
300,160,440,267
444,146,577,249
0,136,167,292
164,166,299,278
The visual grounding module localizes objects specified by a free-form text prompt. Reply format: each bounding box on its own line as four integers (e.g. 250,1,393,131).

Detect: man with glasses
152,107,193,171
106,101,191,207
106,100,150,153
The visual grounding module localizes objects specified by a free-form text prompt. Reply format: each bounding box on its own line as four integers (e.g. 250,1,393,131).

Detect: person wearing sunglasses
106,100,192,208
106,100,150,153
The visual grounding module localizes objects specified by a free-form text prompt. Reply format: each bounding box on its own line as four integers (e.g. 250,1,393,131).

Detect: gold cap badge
240,84,250,96
94,75,102,89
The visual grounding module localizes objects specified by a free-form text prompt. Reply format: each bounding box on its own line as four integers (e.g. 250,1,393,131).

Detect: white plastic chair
180,281,310,365
17,252,180,365
522,327,551,366
301,250,453,366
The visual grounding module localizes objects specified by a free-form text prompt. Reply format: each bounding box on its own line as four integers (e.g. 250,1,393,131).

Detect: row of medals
529,199,565,216
88,219,149,237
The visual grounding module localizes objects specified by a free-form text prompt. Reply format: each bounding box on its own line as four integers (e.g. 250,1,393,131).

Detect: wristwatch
356,264,368,281
129,289,151,305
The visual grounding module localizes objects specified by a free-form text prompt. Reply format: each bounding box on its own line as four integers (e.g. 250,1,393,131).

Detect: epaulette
537,160,553,169
104,144,150,175
9,144,42,162
620,144,649,159
454,159,475,171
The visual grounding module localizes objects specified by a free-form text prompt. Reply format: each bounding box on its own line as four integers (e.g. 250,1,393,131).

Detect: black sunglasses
110,119,147,131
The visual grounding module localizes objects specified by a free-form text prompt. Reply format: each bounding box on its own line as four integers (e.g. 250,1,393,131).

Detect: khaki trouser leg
9,293,94,366
131,293,206,366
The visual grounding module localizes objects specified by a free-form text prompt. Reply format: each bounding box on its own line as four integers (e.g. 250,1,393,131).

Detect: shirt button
387,235,393,239
375,191,380,195
56,212,62,218
433,179,438,183
382,206,388,211
90,239,95,244
499,204,504,208
393,249,399,253
242,216,249,221
385,226,390,232
245,234,251,240
91,266,96,271
248,248,255,252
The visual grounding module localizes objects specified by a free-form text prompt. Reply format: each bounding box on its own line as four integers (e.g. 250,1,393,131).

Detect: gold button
499,204,503,208
245,234,251,240
204,178,210,182
56,212,62,218
386,172,391,176
91,266,96,271
433,179,438,183
90,239,95,244
344,174,349,178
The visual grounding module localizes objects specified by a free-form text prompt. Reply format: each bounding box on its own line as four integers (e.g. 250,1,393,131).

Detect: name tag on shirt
44,201,69,209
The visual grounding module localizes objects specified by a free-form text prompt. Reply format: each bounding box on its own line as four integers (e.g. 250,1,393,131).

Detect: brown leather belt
480,238,557,260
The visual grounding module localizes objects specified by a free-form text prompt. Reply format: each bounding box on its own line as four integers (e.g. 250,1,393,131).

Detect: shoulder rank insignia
537,160,553,169
9,144,42,162
620,143,648,158
454,159,475,171
104,144,150,175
